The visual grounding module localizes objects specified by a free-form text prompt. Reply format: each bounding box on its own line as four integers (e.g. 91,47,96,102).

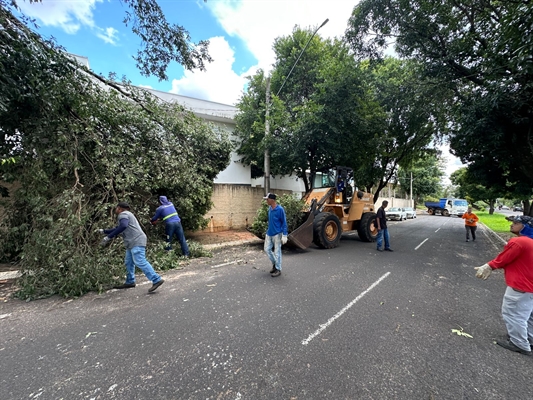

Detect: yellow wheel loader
288,166,378,249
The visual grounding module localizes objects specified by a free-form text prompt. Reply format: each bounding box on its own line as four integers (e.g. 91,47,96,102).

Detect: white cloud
16,0,118,45
17,0,102,34
96,27,119,45
170,1,357,105
169,36,249,105
209,0,356,73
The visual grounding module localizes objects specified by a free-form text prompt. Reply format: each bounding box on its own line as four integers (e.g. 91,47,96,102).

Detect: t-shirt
462,212,479,226
266,204,288,237
118,211,147,249
377,206,387,229
488,236,533,293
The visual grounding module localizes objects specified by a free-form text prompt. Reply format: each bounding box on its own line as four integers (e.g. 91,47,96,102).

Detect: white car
404,207,417,219
387,207,407,221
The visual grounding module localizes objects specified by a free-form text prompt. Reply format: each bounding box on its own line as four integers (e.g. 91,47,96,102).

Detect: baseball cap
505,215,533,227
117,201,130,209
263,193,277,200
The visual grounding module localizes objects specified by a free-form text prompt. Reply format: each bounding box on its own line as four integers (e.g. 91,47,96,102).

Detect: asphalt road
0,214,530,400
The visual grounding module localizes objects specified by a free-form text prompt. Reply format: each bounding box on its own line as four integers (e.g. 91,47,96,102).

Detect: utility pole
410,172,414,207
263,18,329,195
264,76,271,194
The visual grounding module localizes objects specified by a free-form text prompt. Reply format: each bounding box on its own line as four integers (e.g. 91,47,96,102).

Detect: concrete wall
200,187,414,233
201,184,296,232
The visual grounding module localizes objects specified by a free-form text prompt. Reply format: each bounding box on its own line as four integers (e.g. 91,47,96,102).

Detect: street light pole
263,18,329,194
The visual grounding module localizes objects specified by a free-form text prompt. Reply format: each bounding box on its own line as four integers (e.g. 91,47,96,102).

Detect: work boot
148,279,165,293
271,269,281,277
114,283,136,289
269,265,276,274
496,339,532,356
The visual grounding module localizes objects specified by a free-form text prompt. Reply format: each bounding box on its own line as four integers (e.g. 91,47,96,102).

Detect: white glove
100,236,111,247
475,263,492,280
97,229,105,234
282,235,288,245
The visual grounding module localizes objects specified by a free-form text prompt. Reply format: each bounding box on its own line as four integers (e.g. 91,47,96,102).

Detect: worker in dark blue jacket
150,196,190,257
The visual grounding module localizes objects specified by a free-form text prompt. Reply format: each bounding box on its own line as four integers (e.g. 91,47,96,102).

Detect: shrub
249,194,307,239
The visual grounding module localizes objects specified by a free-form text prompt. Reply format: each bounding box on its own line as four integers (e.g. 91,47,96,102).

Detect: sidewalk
187,229,263,250
0,229,262,281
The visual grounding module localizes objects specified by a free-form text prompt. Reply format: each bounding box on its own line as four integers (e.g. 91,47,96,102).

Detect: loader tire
313,212,342,249
357,212,379,242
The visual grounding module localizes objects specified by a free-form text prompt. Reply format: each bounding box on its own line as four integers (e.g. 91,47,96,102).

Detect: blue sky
15,0,356,105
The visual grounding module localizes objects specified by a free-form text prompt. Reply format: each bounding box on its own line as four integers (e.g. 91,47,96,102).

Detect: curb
203,237,263,250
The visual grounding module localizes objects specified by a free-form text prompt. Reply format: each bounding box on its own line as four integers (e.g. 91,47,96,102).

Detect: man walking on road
100,201,164,293
376,200,393,252
263,193,288,277
462,206,479,242
475,215,533,355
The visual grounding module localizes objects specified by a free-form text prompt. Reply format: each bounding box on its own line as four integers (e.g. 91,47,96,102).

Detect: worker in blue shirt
150,196,190,257
263,193,288,277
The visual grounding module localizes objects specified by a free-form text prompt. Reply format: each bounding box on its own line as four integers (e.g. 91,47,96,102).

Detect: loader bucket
287,200,317,249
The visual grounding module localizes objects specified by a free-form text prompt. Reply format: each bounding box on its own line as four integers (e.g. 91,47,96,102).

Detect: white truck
424,198,468,217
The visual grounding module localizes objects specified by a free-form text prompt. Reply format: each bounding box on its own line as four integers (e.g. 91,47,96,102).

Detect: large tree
234,28,372,192
450,167,502,213
359,58,450,202
346,0,533,215
0,6,231,299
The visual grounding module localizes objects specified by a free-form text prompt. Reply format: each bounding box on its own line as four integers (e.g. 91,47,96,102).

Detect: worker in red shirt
475,215,533,355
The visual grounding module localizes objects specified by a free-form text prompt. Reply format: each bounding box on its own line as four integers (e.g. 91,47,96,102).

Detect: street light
264,18,329,194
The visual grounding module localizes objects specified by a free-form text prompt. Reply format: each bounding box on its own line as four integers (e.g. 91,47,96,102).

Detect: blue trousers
264,233,282,271
165,221,190,256
376,228,390,250
124,246,161,284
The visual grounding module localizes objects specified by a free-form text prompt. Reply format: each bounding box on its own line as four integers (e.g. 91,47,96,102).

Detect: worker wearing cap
475,215,533,355
99,201,164,293
150,196,190,257
263,193,288,277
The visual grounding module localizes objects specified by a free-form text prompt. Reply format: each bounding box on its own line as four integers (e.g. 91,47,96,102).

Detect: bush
249,194,307,239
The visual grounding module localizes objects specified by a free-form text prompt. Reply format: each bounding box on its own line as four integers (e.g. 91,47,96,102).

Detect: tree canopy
346,0,533,215
0,5,231,299
234,27,446,200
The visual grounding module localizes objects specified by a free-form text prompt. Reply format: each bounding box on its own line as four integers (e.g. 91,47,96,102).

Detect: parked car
513,205,523,212
404,207,417,219
501,205,510,210
387,207,407,221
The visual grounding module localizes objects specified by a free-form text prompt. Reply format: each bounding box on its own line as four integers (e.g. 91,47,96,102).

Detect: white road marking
301,272,391,345
415,238,429,250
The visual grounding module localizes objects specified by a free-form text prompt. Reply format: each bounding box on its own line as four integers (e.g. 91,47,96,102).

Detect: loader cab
313,166,354,204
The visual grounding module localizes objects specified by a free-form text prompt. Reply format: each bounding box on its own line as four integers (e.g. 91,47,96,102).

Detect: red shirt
488,236,533,293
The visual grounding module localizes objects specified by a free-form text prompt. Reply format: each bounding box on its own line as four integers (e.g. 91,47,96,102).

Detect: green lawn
476,210,512,233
